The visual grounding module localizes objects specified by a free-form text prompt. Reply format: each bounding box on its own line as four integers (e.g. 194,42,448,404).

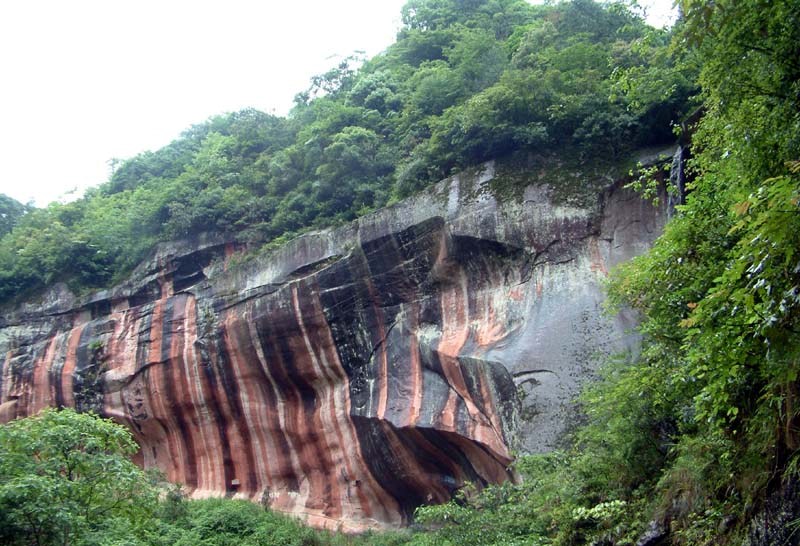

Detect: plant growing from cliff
0,408,157,546
605,0,800,541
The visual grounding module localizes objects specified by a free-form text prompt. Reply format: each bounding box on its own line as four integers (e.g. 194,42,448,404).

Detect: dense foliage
610,0,800,540
0,194,30,238
3,0,798,544
0,410,393,546
0,409,157,546
0,0,690,304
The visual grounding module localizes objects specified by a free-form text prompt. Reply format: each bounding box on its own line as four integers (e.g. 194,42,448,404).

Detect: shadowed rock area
0,153,672,530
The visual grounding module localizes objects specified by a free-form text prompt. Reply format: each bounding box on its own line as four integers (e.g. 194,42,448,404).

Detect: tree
0,408,157,546
0,0,687,306
0,194,30,237
446,27,507,93
604,0,800,539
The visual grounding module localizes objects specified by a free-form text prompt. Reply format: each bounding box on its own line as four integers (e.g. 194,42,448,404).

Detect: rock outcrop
0,152,671,530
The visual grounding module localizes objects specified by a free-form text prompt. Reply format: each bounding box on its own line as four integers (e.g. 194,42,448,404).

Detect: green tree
0,194,30,237
446,27,507,93
347,70,403,114
604,0,800,540
0,408,157,546
0,0,687,307
405,61,464,116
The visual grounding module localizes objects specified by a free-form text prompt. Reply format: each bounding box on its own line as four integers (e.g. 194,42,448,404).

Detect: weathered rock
0,153,672,530
635,521,668,546
745,478,800,546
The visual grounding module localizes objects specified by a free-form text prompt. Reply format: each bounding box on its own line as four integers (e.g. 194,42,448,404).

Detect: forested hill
2,0,800,544
0,0,692,304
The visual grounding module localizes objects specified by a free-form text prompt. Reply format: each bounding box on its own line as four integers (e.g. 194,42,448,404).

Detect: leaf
733,200,751,216
679,317,697,328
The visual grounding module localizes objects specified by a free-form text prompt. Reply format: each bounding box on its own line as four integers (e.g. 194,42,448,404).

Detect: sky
0,0,677,207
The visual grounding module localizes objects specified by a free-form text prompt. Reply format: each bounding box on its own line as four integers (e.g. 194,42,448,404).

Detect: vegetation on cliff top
2,0,799,544
0,0,691,304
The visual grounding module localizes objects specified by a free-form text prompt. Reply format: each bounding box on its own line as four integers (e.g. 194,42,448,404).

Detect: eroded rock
0,154,671,530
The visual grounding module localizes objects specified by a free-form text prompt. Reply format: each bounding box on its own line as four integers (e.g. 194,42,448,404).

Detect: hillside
2,0,800,545
0,0,691,305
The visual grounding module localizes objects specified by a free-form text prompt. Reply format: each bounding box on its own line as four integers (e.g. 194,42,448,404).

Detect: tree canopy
0,194,30,237
0,0,692,304
0,408,157,546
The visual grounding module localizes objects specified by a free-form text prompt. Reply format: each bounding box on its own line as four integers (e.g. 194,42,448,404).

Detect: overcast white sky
0,0,676,207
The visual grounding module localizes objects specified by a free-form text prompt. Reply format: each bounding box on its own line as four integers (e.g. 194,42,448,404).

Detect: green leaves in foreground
0,408,157,546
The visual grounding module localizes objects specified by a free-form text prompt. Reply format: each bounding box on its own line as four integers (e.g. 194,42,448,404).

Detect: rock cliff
0,152,671,530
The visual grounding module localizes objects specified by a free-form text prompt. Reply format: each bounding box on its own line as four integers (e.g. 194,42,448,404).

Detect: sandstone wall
0,154,671,530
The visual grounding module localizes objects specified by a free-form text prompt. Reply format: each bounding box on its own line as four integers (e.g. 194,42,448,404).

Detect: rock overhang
0,150,676,530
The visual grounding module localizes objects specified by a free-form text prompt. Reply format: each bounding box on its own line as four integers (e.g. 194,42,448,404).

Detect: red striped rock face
0,160,668,530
